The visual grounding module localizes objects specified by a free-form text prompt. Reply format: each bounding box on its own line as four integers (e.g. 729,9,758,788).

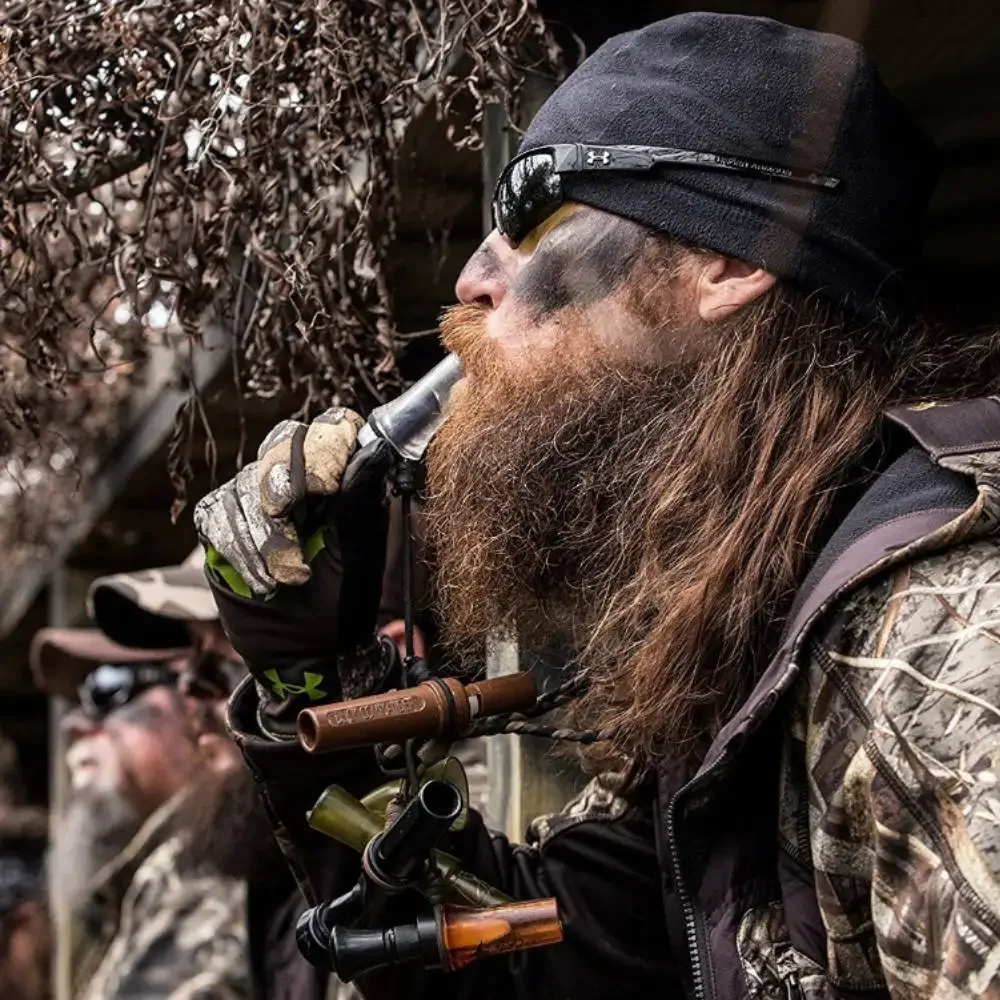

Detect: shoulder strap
886,397,1000,490
887,397,1000,461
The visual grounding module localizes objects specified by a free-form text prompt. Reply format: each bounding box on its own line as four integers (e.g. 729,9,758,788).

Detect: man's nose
455,231,514,310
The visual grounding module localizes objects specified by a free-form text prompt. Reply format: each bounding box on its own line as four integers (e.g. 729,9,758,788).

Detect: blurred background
0,1,997,997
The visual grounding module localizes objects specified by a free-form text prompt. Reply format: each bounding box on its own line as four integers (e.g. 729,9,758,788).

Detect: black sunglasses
78,663,179,720
491,143,841,247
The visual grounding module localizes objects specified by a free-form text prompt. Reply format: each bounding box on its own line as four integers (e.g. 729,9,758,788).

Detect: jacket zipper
665,677,791,1000
667,775,715,1000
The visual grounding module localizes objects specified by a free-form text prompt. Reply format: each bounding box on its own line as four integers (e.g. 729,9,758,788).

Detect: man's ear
693,255,777,322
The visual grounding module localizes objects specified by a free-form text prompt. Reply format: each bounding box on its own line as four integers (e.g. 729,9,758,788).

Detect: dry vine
0,0,562,581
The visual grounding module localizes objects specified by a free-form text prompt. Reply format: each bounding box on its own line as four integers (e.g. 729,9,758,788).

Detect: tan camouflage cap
87,546,220,650
30,627,187,698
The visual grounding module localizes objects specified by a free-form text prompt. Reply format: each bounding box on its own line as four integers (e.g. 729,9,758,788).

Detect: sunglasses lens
79,663,175,718
82,665,135,715
492,151,562,246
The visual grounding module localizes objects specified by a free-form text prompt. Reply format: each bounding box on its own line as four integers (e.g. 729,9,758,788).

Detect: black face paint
509,212,648,324
470,242,504,287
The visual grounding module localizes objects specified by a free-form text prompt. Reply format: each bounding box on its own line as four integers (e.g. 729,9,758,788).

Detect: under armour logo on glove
263,669,328,702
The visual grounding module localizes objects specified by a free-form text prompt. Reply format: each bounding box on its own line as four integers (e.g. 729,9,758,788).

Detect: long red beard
424,301,702,679
425,292,889,766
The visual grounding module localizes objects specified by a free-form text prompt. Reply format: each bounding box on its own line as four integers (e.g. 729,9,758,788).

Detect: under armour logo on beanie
520,13,939,318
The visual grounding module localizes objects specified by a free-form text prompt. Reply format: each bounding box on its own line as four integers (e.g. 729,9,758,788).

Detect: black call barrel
369,779,462,886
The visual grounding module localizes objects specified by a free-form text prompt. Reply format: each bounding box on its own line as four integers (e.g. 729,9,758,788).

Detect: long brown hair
427,240,1000,769
579,285,1000,765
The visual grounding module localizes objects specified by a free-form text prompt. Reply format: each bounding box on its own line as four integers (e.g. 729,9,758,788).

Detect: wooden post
46,566,73,1000
484,637,522,836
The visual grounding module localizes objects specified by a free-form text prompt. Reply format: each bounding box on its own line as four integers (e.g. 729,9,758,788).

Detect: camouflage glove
193,406,394,740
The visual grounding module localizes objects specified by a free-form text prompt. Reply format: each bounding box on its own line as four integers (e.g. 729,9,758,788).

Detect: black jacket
247,872,327,1000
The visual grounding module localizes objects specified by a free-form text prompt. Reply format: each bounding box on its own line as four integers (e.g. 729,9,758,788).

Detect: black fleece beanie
519,13,939,318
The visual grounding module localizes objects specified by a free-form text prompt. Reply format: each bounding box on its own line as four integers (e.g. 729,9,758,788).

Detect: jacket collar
695,447,989,782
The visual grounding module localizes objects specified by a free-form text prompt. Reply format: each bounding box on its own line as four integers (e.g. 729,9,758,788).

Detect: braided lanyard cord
465,673,612,745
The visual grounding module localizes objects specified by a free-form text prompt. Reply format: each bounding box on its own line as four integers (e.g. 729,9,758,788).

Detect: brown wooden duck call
298,673,537,754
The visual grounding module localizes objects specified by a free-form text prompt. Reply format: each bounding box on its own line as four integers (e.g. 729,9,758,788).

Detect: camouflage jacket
776,532,1000,1000
75,791,250,1000
704,402,1000,1000
221,397,1000,1000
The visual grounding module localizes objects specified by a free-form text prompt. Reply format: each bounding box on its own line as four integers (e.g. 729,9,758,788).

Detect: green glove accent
205,545,253,598
303,527,326,563
204,530,327,600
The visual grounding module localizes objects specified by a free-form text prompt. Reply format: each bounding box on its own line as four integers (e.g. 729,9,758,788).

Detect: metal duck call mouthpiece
298,673,538,754
356,353,463,462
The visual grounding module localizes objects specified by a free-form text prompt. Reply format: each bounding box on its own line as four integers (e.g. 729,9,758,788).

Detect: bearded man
59,559,326,1000
194,13,1000,1000
35,634,252,1000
